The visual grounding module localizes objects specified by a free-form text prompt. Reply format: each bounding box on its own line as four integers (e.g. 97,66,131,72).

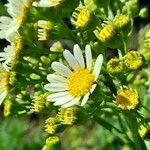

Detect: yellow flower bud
114,87,139,110
72,6,91,28
107,58,124,74
94,22,116,42
124,51,143,70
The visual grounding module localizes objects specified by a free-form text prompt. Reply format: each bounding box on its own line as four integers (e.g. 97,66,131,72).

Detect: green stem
93,114,134,148
123,111,147,150
103,74,117,95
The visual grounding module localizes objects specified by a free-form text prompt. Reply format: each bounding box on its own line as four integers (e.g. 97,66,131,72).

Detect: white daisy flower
44,44,103,108
32,0,64,7
6,0,33,22
0,16,19,43
0,65,9,105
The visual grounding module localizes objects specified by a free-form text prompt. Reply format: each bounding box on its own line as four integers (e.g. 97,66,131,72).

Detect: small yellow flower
4,99,12,117
72,6,91,28
115,87,139,110
45,117,58,134
124,51,143,70
57,107,77,125
32,94,48,113
113,15,129,28
139,125,150,140
107,58,124,74
42,136,60,150
94,22,116,42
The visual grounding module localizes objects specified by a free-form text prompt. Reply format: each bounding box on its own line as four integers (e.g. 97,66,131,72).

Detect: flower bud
42,136,61,150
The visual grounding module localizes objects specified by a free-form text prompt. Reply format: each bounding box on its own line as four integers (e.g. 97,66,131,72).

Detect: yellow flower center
115,88,139,110
73,7,91,28
67,68,95,97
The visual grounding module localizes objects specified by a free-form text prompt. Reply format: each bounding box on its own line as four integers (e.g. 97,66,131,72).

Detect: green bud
42,136,61,150
40,56,51,65
30,73,41,80
24,56,38,65
139,8,148,18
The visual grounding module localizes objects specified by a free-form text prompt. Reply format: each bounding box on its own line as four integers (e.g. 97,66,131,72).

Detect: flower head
71,6,91,28
113,14,129,28
45,44,103,108
37,20,53,40
32,0,64,7
6,0,33,23
57,107,77,125
124,50,143,70
107,58,124,74
31,94,48,113
0,65,9,105
42,136,60,150
94,22,116,42
45,117,58,134
115,87,139,110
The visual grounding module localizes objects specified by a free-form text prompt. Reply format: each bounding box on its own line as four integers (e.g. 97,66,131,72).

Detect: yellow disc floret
45,117,58,134
32,94,48,113
58,107,77,125
115,87,139,110
113,15,129,28
124,51,143,70
94,22,116,42
72,6,91,28
107,58,124,74
67,68,95,97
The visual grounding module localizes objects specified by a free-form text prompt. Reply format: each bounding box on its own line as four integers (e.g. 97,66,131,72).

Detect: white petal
63,50,79,70
81,93,90,106
54,94,74,106
44,83,67,92
47,74,67,83
85,45,92,70
51,62,72,77
90,84,96,94
73,44,85,68
47,91,69,102
61,97,81,108
0,91,7,105
93,54,103,80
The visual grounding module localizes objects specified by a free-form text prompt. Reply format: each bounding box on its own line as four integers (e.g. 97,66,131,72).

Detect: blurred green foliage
0,117,46,150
